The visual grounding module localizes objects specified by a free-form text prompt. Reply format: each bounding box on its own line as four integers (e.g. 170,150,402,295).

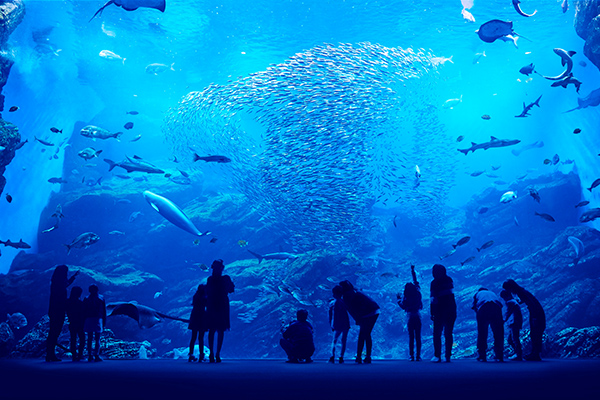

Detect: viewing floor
1,358,598,400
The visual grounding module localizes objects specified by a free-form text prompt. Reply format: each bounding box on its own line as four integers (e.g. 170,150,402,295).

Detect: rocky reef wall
575,0,600,70
0,0,25,195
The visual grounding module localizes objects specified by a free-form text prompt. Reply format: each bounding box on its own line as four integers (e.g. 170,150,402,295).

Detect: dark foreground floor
1,358,598,400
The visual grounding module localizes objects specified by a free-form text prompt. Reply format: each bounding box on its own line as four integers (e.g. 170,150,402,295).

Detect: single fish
124,122,134,130
193,154,231,163
247,250,299,263
478,207,489,214
6,313,27,330
238,240,248,247
130,135,142,142
34,136,55,146
514,216,520,227
210,237,218,243
50,127,62,133
477,240,494,252
552,154,560,165
109,230,125,235
453,236,471,249
573,128,581,134
512,0,537,17
519,63,539,76
542,48,576,81
0,239,31,249
439,248,456,260
78,147,103,161
579,60,586,67
515,95,542,118
81,125,123,141
580,208,600,223
5,194,12,203
456,135,465,142
104,158,164,174
472,51,486,64
561,0,568,14
460,256,475,266
534,212,555,222
15,140,28,150
154,291,162,299
8,106,18,112
461,8,475,23
481,114,491,120
48,177,67,184
588,179,600,192
458,136,521,155
126,111,139,115
51,204,64,219
443,95,462,109
528,188,541,203
575,201,589,208
143,190,206,237
99,50,126,64
129,211,143,222
471,170,485,177
145,63,175,75
169,175,191,185
500,191,517,203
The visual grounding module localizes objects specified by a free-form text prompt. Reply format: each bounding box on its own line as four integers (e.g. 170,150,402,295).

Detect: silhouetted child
339,280,380,364
66,286,85,362
430,264,457,363
502,279,545,361
328,285,350,363
500,289,523,361
472,288,504,362
188,284,207,362
397,265,423,361
280,309,315,363
83,285,106,362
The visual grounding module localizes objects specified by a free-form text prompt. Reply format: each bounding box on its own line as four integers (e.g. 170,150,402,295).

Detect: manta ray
107,301,188,329
90,0,166,22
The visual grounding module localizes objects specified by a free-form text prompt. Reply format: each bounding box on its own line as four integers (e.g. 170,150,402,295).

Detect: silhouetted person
339,280,380,364
188,284,207,362
397,265,423,361
66,286,85,362
502,279,545,361
472,288,504,362
206,259,235,363
83,284,106,362
328,285,350,363
280,309,315,363
500,289,523,361
46,265,79,362
430,264,456,363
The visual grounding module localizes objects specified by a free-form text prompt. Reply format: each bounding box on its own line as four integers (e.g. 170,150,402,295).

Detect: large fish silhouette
90,0,166,22
143,190,208,237
564,87,600,113
107,302,188,329
477,20,527,43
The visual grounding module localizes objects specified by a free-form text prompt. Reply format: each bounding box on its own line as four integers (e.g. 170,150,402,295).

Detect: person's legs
444,314,456,361
280,338,296,361
215,330,224,362
356,325,365,362
415,317,422,360
332,330,341,357
208,329,215,362
198,331,205,360
528,316,545,360
476,309,489,361
86,331,93,361
408,321,415,359
189,330,198,361
432,318,442,359
363,314,378,361
511,326,522,360
340,330,348,358
46,316,64,361
490,307,504,361
77,330,85,360
93,332,101,359
70,330,77,360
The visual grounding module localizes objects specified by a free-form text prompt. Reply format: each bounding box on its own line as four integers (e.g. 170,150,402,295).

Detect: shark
458,136,521,155
247,250,300,263
143,190,208,237
107,302,188,329
551,73,582,93
542,48,576,81
104,157,164,174
512,0,537,17
515,95,542,118
90,0,166,22
564,87,600,113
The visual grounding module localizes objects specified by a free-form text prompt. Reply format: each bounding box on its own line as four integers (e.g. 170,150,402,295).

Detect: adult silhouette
206,259,235,363
46,265,79,362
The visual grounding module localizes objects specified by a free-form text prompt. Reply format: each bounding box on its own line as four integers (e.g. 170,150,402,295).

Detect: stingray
512,0,537,17
476,20,529,43
564,87,600,113
90,0,166,22
107,301,188,329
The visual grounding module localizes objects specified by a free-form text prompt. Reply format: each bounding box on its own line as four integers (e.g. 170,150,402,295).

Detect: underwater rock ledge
575,0,600,70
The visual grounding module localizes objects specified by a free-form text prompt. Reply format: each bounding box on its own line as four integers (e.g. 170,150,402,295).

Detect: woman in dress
206,259,235,363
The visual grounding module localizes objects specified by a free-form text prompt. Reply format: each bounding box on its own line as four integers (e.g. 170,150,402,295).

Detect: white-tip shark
143,190,206,237
247,250,299,263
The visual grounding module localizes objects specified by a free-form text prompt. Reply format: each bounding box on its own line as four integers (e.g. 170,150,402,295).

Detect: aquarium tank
0,0,599,361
